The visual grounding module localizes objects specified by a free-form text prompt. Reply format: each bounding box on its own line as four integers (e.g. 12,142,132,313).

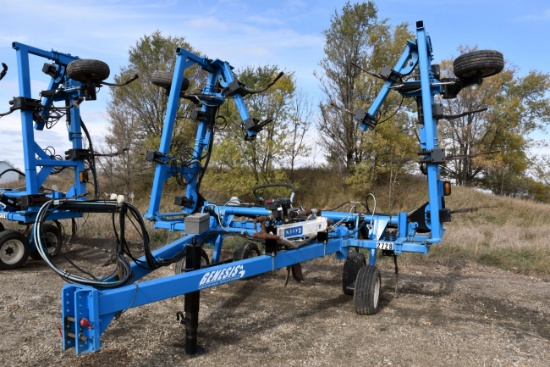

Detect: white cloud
185,16,231,32
517,8,550,22
245,15,286,27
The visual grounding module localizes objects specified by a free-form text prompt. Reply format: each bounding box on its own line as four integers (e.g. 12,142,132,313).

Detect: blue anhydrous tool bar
58,21,451,354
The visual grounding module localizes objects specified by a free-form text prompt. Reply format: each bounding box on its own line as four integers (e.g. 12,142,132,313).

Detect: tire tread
354,265,381,315
67,59,110,83
453,50,504,79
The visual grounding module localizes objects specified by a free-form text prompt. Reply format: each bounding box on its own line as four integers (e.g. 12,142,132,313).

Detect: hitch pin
80,318,93,329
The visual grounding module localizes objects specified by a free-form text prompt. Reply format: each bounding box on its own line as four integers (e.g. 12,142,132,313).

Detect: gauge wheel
233,242,261,261
453,50,504,79
174,247,209,274
29,223,62,260
233,242,261,279
67,59,110,83
354,265,382,315
0,230,29,270
151,70,190,92
342,251,366,295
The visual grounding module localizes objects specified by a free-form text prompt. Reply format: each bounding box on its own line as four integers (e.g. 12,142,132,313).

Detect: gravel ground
0,243,548,367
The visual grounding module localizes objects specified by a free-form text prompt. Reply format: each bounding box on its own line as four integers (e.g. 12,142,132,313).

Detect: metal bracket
20,194,49,210
354,109,377,129
145,150,168,164
243,117,273,140
189,108,210,121
42,63,60,79
222,80,246,97
379,65,402,82
62,285,102,354
418,148,446,164
439,208,452,223
174,196,194,208
432,103,444,120
65,148,92,160
9,96,42,112
426,208,452,223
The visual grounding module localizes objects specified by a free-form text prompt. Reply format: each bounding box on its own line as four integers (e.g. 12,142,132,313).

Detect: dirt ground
0,241,548,367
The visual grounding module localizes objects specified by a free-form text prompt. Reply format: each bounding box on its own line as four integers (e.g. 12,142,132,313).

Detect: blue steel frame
0,43,93,259
0,43,89,224
61,21,448,354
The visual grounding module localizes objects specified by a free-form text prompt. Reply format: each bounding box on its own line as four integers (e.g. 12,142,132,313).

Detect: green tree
100,31,202,193
203,66,310,199
316,1,378,171
528,154,550,201
316,1,416,193
439,49,550,195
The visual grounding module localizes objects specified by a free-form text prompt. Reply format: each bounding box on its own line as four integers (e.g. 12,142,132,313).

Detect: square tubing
415,21,443,243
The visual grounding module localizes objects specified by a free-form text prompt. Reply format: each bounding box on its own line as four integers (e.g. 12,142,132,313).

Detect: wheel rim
44,232,58,255
373,276,381,309
0,239,25,265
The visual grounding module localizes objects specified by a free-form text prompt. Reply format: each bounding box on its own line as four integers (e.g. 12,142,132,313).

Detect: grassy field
432,185,550,275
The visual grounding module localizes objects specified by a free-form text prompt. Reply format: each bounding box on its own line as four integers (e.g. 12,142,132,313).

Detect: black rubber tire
174,247,209,274
29,223,62,260
151,70,190,92
342,251,366,295
354,265,382,315
233,242,261,261
67,59,110,83
0,230,29,270
453,50,504,79
0,221,4,232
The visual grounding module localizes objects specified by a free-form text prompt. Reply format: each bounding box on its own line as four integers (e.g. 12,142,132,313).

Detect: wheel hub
4,246,15,256
1,240,24,264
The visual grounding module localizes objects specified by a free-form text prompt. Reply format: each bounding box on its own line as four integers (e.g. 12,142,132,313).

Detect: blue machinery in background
0,42,135,269
31,21,503,355
0,43,100,268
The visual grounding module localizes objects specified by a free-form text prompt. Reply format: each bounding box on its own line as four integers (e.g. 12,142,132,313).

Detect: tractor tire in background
0,230,29,270
29,223,63,260
233,242,261,261
233,242,261,280
174,247,210,274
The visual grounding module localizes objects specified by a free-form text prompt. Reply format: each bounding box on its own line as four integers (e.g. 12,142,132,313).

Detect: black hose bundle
33,198,154,288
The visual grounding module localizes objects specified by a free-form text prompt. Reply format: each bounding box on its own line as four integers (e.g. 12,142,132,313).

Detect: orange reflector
79,171,89,183
443,181,451,196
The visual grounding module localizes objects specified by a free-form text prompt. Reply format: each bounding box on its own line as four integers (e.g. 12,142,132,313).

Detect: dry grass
432,186,550,274
293,173,550,275
47,169,550,276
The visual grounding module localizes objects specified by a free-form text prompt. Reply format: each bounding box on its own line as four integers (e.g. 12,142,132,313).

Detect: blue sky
0,0,549,169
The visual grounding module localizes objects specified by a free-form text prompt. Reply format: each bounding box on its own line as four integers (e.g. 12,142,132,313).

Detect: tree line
99,1,550,203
